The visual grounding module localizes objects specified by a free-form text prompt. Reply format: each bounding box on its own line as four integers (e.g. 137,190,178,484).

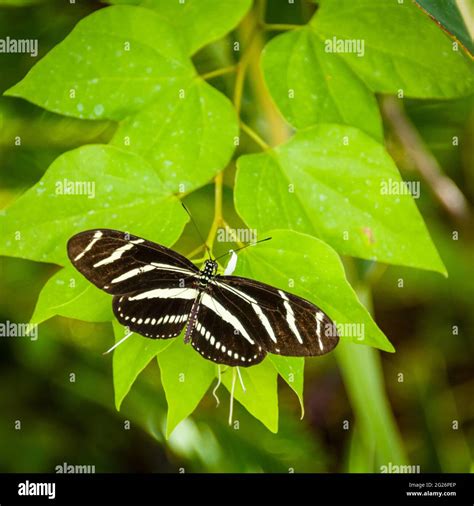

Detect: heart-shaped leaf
235,124,446,275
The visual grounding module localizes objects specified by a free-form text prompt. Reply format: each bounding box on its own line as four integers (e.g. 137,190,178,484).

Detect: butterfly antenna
181,202,211,259
212,365,222,407
214,236,272,262
103,331,133,355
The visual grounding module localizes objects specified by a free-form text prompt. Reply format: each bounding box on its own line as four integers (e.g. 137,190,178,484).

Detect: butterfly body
182,260,217,343
68,229,339,367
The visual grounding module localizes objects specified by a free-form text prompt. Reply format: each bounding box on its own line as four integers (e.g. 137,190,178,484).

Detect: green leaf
232,229,394,352
262,28,383,140
5,5,238,194
0,144,187,265
221,359,279,433
235,124,446,275
157,338,216,438
414,0,474,56
314,0,474,97
268,355,305,417
111,79,238,194
113,320,173,410
415,0,474,55
5,5,195,120
108,0,252,55
30,265,112,325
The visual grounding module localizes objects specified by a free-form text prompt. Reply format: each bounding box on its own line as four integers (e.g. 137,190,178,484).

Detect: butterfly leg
212,365,222,407
236,366,246,393
228,368,236,426
103,329,133,355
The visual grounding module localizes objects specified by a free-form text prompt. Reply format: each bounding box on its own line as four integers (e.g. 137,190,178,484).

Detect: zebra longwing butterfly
67,229,339,366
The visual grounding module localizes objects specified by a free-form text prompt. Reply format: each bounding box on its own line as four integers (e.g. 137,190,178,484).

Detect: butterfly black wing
190,276,339,366
190,288,267,367
67,229,199,295
219,276,339,356
112,288,197,339
68,229,200,339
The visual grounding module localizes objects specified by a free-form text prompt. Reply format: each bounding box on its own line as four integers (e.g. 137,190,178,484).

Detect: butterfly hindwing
67,229,199,295
190,288,266,367
113,288,198,339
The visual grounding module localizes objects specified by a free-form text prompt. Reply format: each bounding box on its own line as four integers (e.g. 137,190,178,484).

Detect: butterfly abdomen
184,293,202,344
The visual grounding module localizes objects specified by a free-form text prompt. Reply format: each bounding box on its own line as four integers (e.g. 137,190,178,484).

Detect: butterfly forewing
67,229,198,295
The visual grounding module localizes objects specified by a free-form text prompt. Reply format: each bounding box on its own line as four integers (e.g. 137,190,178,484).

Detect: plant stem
336,341,408,469
222,219,246,249
186,244,205,259
381,96,470,224
204,10,265,254
233,23,258,115
205,171,224,252
257,0,267,25
337,258,408,469
240,121,270,150
202,2,291,255
200,65,237,81
237,10,290,147
189,254,209,266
